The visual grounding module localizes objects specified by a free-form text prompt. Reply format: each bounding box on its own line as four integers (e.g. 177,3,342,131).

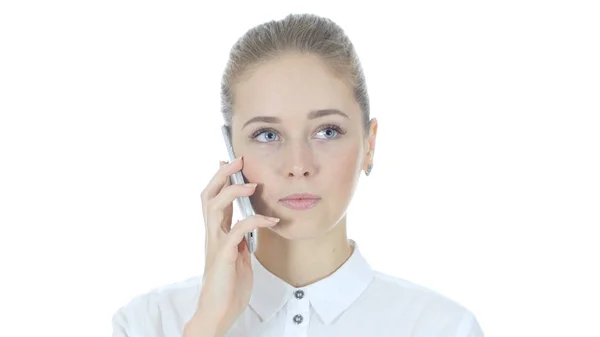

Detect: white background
1,1,598,336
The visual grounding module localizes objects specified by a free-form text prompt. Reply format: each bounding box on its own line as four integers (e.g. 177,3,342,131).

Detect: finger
203,160,231,225
238,235,248,255
237,236,251,264
201,157,244,202
226,215,279,247
211,183,256,214
219,161,232,194
206,183,256,233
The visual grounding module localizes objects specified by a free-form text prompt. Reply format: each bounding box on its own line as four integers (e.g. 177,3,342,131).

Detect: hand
184,157,279,337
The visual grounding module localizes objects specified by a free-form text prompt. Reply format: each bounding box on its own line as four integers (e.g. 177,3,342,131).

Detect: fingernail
226,157,242,165
243,183,257,188
266,216,280,223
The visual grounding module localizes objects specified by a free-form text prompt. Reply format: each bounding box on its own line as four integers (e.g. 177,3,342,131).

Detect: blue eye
315,125,344,139
253,129,280,142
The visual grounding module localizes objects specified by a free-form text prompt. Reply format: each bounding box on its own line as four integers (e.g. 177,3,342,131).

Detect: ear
363,118,378,173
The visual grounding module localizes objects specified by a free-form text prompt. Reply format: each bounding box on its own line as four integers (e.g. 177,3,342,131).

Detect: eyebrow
242,109,349,128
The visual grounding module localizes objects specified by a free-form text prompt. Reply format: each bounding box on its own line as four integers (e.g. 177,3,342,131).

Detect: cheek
240,158,273,206
240,157,264,184
323,146,361,188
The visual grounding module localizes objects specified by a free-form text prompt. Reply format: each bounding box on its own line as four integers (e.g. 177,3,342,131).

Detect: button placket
286,288,310,334
293,314,304,324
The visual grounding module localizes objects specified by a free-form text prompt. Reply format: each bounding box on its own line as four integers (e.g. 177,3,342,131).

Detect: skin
229,52,378,287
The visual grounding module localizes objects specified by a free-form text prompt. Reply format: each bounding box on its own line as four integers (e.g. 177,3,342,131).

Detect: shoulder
111,275,203,337
369,270,465,309
364,270,484,336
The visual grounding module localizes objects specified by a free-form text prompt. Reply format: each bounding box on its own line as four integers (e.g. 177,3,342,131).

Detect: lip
279,193,321,210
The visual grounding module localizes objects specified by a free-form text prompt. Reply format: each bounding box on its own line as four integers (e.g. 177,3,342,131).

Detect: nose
284,141,315,179
289,164,310,178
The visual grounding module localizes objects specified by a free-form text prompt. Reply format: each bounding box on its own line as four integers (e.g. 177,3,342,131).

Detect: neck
254,216,353,288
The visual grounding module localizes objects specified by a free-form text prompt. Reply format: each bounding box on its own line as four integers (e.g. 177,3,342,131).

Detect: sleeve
111,306,130,337
110,294,151,337
455,310,484,337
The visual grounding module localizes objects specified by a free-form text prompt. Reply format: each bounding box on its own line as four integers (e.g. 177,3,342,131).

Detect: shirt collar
249,239,374,325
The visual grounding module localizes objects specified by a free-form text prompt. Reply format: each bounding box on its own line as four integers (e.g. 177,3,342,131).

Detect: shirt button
294,289,304,299
293,314,303,324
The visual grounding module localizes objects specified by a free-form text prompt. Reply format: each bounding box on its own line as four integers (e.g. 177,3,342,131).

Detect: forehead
231,53,360,124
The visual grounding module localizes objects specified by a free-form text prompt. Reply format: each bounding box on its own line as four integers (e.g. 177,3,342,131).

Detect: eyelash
250,124,347,140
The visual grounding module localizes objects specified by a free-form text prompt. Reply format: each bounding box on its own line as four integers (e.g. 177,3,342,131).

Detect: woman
112,13,484,337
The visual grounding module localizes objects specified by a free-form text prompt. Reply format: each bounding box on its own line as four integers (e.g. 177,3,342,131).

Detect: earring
365,163,373,176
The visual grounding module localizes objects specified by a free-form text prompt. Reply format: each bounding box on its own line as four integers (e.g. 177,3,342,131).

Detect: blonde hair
220,13,370,130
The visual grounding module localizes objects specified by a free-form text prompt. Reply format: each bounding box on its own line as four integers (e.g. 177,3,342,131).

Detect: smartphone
221,125,257,254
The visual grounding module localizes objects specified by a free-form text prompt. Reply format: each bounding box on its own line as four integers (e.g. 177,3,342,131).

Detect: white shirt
111,240,484,337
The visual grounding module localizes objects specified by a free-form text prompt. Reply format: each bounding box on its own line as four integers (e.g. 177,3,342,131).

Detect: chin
269,221,325,240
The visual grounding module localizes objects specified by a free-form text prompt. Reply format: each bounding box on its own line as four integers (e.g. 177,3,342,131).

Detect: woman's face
230,52,377,240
